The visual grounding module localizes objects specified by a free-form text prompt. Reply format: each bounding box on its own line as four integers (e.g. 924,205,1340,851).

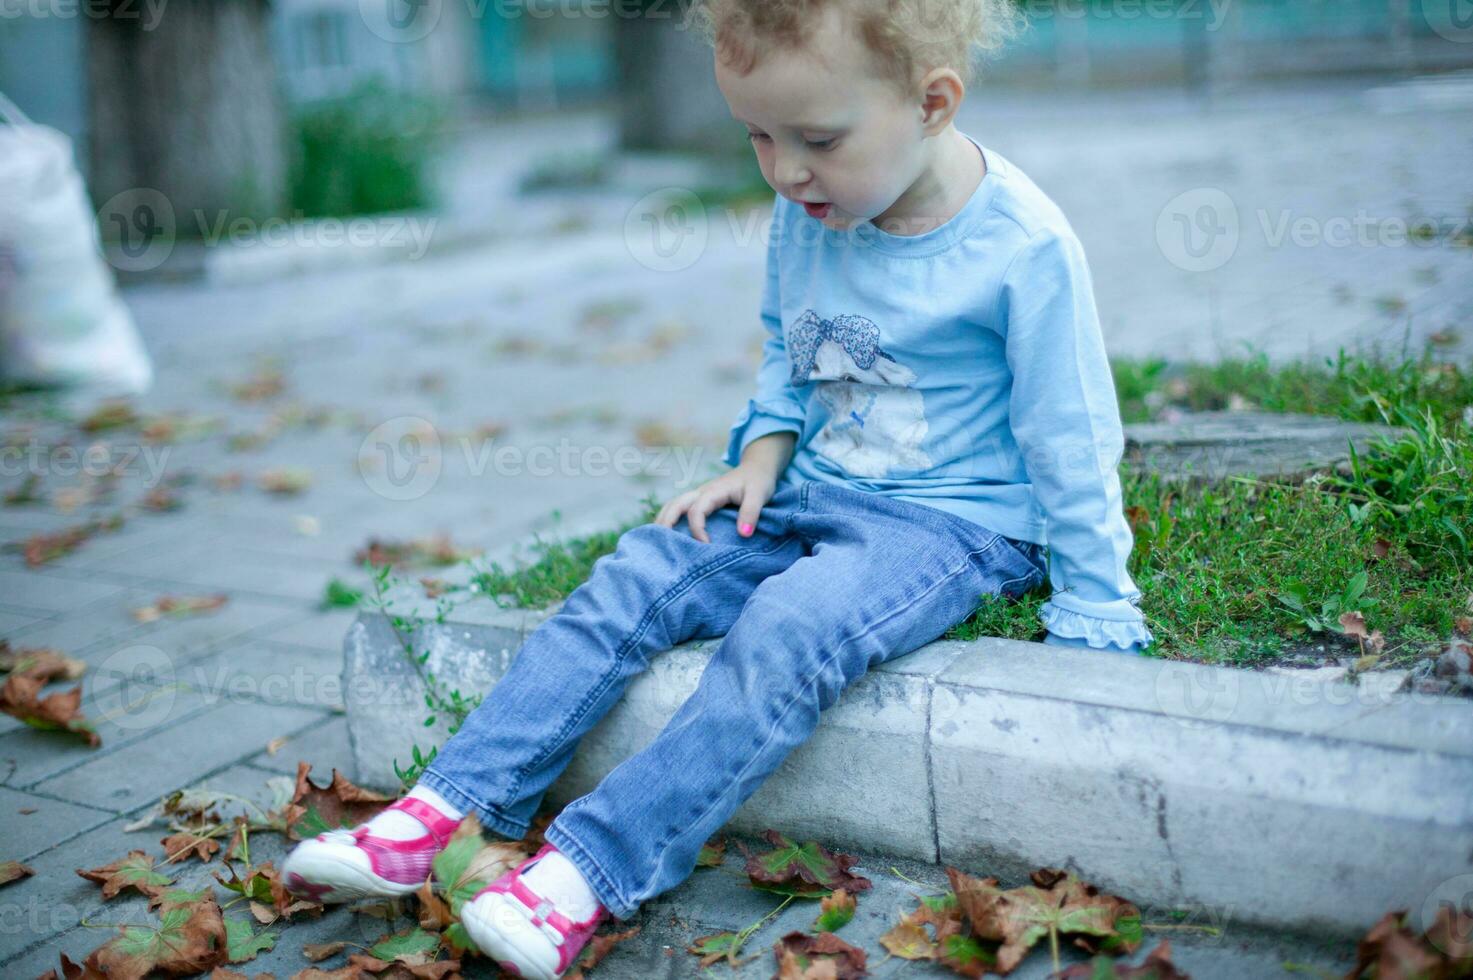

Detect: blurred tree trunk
86,0,287,226
613,0,734,153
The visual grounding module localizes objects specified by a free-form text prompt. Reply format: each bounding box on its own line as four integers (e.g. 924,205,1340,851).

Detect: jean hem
413,769,528,842
543,819,637,921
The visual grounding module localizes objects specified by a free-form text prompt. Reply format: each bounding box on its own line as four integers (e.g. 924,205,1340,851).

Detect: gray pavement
2,72,1465,976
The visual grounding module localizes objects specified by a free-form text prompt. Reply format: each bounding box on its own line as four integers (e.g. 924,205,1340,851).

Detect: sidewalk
2,72,1470,977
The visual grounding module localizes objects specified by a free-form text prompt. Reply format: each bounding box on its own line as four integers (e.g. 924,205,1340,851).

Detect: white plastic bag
0,91,152,395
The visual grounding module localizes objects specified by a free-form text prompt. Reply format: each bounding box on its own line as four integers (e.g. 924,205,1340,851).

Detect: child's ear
917,67,965,135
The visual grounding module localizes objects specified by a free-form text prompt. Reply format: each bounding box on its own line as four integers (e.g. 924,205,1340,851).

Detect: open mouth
802,201,833,219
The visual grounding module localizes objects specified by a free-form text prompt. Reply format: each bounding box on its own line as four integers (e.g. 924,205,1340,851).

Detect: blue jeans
415,480,1047,920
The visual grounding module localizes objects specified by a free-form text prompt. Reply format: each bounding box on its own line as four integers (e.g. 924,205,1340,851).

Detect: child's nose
773,152,812,191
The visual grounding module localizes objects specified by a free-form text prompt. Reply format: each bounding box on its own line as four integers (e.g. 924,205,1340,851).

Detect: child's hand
653,466,778,544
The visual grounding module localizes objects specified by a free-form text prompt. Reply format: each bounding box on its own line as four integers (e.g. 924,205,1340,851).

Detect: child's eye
746,132,771,144
806,137,838,151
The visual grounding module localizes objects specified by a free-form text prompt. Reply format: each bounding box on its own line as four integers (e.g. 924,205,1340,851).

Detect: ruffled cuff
1039,591,1154,652
724,400,804,469
1044,631,1144,655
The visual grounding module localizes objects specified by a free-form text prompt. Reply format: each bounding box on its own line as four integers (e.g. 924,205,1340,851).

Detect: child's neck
870,126,985,237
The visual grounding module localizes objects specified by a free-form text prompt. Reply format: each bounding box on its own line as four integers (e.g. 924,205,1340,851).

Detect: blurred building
1,0,1471,165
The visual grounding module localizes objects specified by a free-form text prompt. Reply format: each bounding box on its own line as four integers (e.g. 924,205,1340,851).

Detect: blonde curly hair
689,0,1022,92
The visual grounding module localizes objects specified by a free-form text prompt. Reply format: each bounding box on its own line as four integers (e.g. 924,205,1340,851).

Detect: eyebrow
733,116,844,132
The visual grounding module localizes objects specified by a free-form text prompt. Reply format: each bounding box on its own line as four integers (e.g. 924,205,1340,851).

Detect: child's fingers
686,486,736,544
685,500,713,543
735,490,767,538
655,491,696,527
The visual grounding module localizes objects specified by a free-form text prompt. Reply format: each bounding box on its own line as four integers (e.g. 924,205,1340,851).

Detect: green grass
287,79,444,219
463,349,1471,668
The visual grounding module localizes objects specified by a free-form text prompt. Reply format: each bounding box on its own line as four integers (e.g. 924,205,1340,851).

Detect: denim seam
415,769,528,840
506,530,802,804
542,819,633,920
645,546,986,881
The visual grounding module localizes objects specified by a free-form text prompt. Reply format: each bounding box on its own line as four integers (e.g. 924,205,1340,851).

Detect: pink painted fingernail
739,523,754,536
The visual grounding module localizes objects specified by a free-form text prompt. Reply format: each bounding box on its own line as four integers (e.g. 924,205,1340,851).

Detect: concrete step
343,602,1473,945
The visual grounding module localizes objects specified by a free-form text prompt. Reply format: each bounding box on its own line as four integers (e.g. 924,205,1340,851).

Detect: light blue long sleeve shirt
722,135,1152,652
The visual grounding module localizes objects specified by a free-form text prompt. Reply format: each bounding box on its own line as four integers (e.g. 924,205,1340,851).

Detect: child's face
714,5,930,232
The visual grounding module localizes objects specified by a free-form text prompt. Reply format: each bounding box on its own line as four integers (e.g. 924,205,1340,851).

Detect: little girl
282,0,1152,974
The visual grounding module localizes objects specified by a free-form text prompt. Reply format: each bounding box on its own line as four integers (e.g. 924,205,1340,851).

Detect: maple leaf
146,887,213,913
354,535,480,570
416,878,454,932
0,641,86,682
3,473,44,506
35,951,107,980
431,813,522,914
160,831,222,864
1054,939,1188,978
1347,906,1473,980
368,926,442,967
79,400,140,432
229,367,287,403
258,467,313,495
12,513,124,566
77,850,174,900
84,891,228,979
949,867,1141,976
214,858,323,921
814,888,857,932
564,923,642,980
284,762,395,841
772,930,868,979
743,830,873,898
132,594,229,623
695,835,727,868
688,931,749,969
222,817,250,864
1,674,101,746
223,918,276,964
141,487,184,512
881,890,991,974
0,860,35,887
302,940,349,962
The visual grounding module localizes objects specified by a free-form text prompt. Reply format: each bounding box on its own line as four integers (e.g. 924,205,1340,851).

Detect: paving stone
0,763,299,966
247,714,355,776
0,682,222,789
2,587,159,655
255,608,357,654
0,608,46,636
144,545,349,603
0,571,128,616
178,642,346,711
32,700,329,812
76,595,313,683
0,787,111,861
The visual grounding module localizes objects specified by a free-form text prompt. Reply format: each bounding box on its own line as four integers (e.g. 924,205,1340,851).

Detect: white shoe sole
460,891,566,980
280,835,425,902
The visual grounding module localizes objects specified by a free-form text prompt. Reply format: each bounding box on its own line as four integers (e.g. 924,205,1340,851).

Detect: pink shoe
458,843,609,979
280,795,462,902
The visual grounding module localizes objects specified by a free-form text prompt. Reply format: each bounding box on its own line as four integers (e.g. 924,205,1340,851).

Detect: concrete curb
343,605,1473,941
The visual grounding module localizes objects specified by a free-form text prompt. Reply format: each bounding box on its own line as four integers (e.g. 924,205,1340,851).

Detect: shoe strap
386,796,461,848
